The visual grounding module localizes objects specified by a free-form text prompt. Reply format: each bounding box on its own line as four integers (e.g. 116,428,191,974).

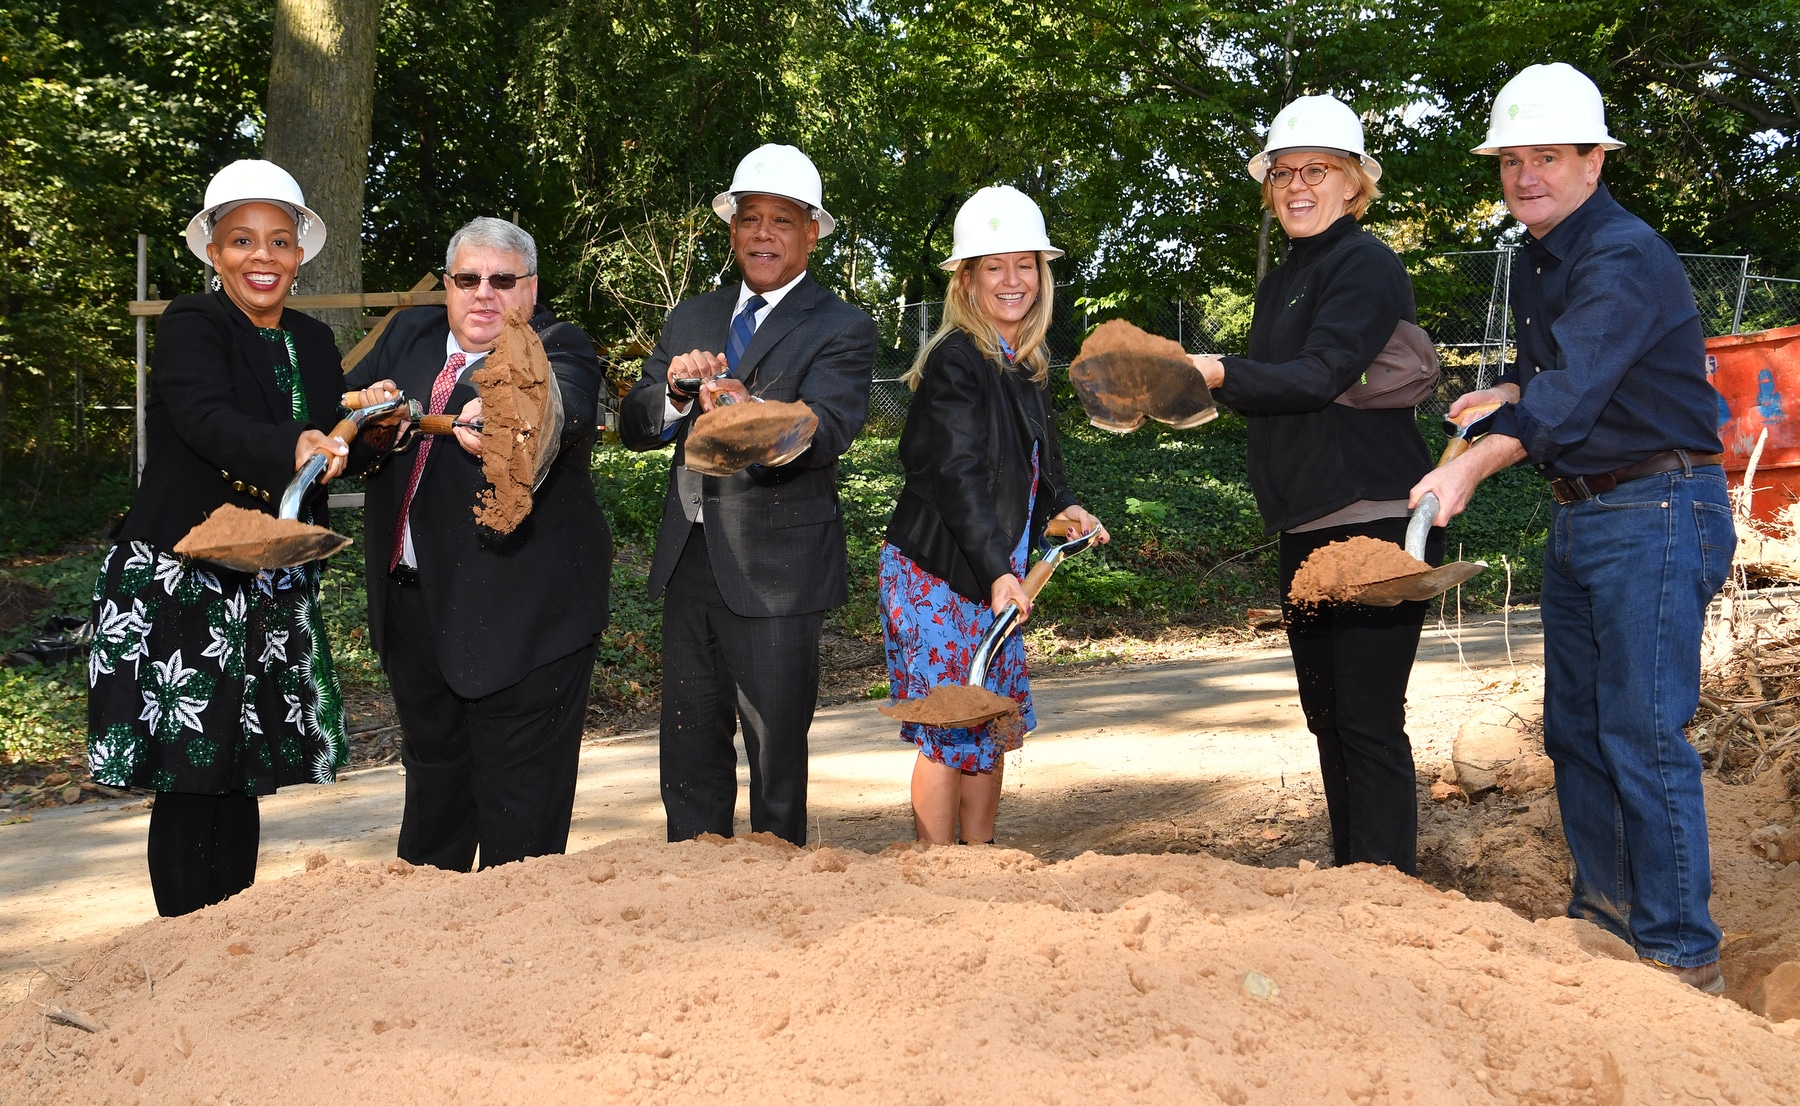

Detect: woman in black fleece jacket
1192,96,1441,874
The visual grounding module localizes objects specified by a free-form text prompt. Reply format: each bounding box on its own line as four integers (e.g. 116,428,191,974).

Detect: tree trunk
263,0,381,349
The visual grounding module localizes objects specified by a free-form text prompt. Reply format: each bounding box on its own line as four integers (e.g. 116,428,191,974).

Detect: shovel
1341,492,1487,606
1068,319,1217,433
878,518,1101,728
173,397,406,572
676,379,819,477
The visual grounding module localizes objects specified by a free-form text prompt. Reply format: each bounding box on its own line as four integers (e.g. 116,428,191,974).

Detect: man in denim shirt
1414,63,1732,993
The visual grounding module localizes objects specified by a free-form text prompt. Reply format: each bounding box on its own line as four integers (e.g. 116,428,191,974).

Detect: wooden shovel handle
1023,558,1056,599
324,417,359,446
419,414,460,435
1438,436,1473,465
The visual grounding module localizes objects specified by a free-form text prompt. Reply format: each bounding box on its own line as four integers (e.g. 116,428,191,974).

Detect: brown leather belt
1548,450,1724,505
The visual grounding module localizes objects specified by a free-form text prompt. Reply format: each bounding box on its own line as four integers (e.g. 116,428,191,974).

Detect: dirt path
1,610,1540,1007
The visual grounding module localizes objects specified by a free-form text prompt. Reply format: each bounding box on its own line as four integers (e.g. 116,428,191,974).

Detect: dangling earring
290,279,300,295
210,274,222,292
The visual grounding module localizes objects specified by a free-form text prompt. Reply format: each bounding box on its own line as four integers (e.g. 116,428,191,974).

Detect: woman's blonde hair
903,252,1056,389
1260,151,1382,220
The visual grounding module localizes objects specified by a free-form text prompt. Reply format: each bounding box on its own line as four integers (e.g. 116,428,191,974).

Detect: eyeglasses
448,271,532,291
1267,164,1336,188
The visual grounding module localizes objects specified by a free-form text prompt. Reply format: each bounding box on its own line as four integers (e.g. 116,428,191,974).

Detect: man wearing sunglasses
620,143,877,846
344,216,613,872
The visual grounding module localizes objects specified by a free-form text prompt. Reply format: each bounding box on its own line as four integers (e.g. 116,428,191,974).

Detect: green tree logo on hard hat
989,217,1000,231
1286,115,1298,129
1508,104,1520,120
754,162,765,173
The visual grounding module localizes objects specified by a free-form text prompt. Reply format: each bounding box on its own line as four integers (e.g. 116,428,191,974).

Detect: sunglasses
447,271,532,291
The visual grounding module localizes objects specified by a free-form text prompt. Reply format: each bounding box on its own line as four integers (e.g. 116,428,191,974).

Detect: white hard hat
1248,95,1383,183
1472,62,1624,154
711,144,836,238
182,160,326,265
939,186,1063,271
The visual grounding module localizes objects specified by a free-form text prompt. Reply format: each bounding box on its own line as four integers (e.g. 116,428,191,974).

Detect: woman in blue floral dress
87,161,365,916
880,186,1108,845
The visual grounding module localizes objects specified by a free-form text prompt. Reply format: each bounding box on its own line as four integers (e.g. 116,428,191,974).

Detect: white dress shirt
398,331,488,567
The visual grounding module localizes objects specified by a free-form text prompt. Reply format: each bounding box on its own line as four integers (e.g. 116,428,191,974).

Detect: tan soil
1289,535,1431,605
171,504,348,572
6,837,1798,1105
1073,318,1189,365
877,683,1017,725
471,309,553,535
1069,320,1215,432
686,400,817,474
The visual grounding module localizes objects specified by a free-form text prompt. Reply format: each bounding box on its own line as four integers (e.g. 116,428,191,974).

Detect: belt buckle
1552,476,1593,505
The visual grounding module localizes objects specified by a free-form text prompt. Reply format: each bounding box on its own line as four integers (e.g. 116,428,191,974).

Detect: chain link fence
864,251,1800,431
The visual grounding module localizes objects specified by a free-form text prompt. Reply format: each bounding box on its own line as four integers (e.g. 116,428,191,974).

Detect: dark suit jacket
119,291,342,549
618,273,877,618
345,305,612,699
884,330,1078,604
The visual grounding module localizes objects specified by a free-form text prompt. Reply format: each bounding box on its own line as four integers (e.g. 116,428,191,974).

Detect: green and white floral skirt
86,540,349,796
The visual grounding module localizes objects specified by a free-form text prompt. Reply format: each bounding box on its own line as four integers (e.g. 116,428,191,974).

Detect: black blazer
884,330,1078,603
119,291,342,550
619,273,877,618
345,305,612,699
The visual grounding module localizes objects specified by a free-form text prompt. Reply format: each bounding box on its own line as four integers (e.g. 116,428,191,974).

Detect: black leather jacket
884,329,1078,603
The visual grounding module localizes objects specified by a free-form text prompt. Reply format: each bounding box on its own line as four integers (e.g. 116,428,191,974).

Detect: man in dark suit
345,216,612,871
620,143,877,845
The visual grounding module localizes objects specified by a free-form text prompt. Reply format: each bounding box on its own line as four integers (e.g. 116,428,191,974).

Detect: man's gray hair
445,216,538,275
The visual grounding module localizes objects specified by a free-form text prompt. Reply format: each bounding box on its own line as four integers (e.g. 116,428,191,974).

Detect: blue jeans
1541,465,1733,967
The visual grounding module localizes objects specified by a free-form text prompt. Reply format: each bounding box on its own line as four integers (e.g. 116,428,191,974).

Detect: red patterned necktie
389,352,467,570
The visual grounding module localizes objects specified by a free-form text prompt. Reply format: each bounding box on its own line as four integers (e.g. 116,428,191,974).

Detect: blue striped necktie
725,294,767,375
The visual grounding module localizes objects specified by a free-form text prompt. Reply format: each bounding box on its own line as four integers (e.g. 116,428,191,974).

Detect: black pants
1279,516,1444,875
661,524,823,845
146,791,259,917
385,582,596,871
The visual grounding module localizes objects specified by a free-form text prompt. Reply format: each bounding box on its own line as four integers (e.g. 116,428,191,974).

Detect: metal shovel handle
966,520,1103,687
1404,493,1440,561
277,399,402,519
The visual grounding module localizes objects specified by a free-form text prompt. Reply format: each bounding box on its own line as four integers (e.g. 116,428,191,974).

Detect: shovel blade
1349,560,1487,606
1069,350,1216,434
685,400,819,477
876,685,1020,728
178,528,353,574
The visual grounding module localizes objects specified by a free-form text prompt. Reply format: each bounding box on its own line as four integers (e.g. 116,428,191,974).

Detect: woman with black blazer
880,186,1107,845
87,161,359,916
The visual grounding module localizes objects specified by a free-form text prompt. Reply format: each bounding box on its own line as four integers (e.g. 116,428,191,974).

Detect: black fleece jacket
884,330,1078,604
1216,215,1433,534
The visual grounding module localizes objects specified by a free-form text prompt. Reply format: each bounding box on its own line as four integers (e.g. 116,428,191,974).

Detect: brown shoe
1643,958,1727,995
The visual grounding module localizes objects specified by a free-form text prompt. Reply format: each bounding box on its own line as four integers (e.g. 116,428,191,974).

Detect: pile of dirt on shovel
171,504,340,567
1073,317,1189,365
5,838,1797,1105
878,684,1018,725
1289,535,1430,604
471,309,554,535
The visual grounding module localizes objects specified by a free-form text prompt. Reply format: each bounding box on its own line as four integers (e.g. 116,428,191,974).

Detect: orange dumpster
1707,324,1800,521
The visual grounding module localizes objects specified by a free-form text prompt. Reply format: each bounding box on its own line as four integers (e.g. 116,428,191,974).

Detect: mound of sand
5,838,1796,1104
1289,536,1430,605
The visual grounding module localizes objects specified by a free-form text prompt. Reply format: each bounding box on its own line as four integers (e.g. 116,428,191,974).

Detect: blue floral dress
85,327,349,796
879,448,1039,772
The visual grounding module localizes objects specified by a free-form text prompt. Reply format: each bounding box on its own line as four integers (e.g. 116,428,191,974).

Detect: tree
263,0,381,345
